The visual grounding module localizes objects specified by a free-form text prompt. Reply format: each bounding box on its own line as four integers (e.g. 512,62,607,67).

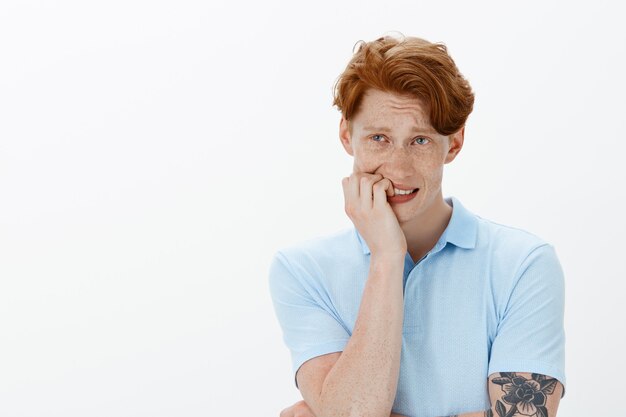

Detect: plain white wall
1,0,624,416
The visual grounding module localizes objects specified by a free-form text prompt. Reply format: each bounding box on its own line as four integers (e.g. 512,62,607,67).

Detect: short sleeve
268,251,350,389
488,243,567,398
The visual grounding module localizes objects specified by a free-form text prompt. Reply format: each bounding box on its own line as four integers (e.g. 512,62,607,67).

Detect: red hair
332,34,474,136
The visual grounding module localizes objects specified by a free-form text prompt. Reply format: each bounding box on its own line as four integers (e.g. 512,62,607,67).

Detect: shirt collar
355,195,478,255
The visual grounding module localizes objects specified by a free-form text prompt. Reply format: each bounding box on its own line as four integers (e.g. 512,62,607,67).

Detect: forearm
318,254,405,417
439,409,493,417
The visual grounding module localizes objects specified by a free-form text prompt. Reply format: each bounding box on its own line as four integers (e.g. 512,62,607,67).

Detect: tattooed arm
282,371,562,417
487,372,563,417
440,372,563,417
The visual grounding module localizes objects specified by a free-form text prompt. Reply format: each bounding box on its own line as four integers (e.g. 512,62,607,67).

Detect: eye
371,134,385,142
414,137,430,145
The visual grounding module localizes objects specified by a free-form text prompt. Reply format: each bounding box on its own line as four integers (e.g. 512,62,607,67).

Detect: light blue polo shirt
268,195,566,417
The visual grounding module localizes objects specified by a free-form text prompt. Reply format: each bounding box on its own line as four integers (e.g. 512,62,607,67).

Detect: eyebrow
362,125,436,134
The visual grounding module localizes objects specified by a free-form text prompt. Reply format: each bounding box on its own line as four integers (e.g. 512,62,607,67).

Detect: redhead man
269,34,565,417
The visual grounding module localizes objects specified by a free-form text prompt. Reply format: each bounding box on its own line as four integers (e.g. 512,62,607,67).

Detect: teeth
394,188,416,195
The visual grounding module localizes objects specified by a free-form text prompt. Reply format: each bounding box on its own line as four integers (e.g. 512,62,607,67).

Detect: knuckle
294,401,307,412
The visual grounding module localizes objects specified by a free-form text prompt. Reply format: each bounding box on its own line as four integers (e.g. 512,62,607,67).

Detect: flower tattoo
491,372,559,417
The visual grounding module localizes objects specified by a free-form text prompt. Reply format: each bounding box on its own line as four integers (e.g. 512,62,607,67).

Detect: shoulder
274,226,359,266
475,217,564,303
476,215,553,258
473,216,563,298
476,216,548,249
269,226,360,284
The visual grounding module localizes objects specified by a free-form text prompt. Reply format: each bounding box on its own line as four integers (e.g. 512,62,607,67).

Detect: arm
276,172,408,417
279,399,409,417
439,372,564,417
294,173,407,417
297,254,405,417
438,244,567,417
284,371,563,417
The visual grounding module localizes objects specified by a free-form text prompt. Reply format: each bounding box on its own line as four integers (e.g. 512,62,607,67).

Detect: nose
383,147,415,179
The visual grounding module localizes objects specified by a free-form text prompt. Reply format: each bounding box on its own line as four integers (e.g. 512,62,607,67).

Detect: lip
388,188,419,204
391,183,417,191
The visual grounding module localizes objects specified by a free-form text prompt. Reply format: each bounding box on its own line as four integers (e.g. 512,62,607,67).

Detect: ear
339,115,354,156
444,125,465,164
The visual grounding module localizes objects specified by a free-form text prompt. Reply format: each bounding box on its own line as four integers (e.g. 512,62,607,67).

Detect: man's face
339,88,464,225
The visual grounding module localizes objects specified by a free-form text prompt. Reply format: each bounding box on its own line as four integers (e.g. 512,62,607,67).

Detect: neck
400,192,453,263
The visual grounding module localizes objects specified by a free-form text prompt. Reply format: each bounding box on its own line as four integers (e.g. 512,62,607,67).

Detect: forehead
355,88,431,126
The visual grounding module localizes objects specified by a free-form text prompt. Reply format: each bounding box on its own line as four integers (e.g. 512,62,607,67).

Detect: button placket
402,259,423,334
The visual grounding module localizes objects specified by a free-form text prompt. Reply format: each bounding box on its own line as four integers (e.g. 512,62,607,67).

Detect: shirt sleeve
268,250,350,389
488,243,567,398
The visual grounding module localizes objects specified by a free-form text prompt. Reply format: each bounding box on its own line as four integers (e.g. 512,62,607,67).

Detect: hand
341,171,407,259
279,400,317,417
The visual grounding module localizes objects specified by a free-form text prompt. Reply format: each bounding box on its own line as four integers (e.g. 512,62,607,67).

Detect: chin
392,209,416,222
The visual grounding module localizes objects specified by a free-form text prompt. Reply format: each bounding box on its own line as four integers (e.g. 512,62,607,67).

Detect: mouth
388,188,419,204
392,187,418,195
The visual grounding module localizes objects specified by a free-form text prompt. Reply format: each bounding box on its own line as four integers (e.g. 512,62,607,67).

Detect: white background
1,0,625,416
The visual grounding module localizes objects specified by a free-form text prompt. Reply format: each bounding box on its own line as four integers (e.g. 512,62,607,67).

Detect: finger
359,173,382,209
358,164,383,176
348,173,360,200
373,178,393,209
341,176,349,197
342,175,359,218
385,178,395,197
279,405,292,417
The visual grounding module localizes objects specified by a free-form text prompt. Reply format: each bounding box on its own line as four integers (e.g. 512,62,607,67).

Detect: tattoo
491,372,558,417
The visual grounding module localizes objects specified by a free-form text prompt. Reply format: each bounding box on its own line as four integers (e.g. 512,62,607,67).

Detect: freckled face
339,88,463,225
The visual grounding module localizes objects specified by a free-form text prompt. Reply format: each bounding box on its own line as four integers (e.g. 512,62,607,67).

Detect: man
268,34,566,417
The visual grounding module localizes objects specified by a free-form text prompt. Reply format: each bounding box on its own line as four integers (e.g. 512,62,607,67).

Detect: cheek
420,158,442,172
421,163,445,183
352,150,381,170
353,147,442,175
